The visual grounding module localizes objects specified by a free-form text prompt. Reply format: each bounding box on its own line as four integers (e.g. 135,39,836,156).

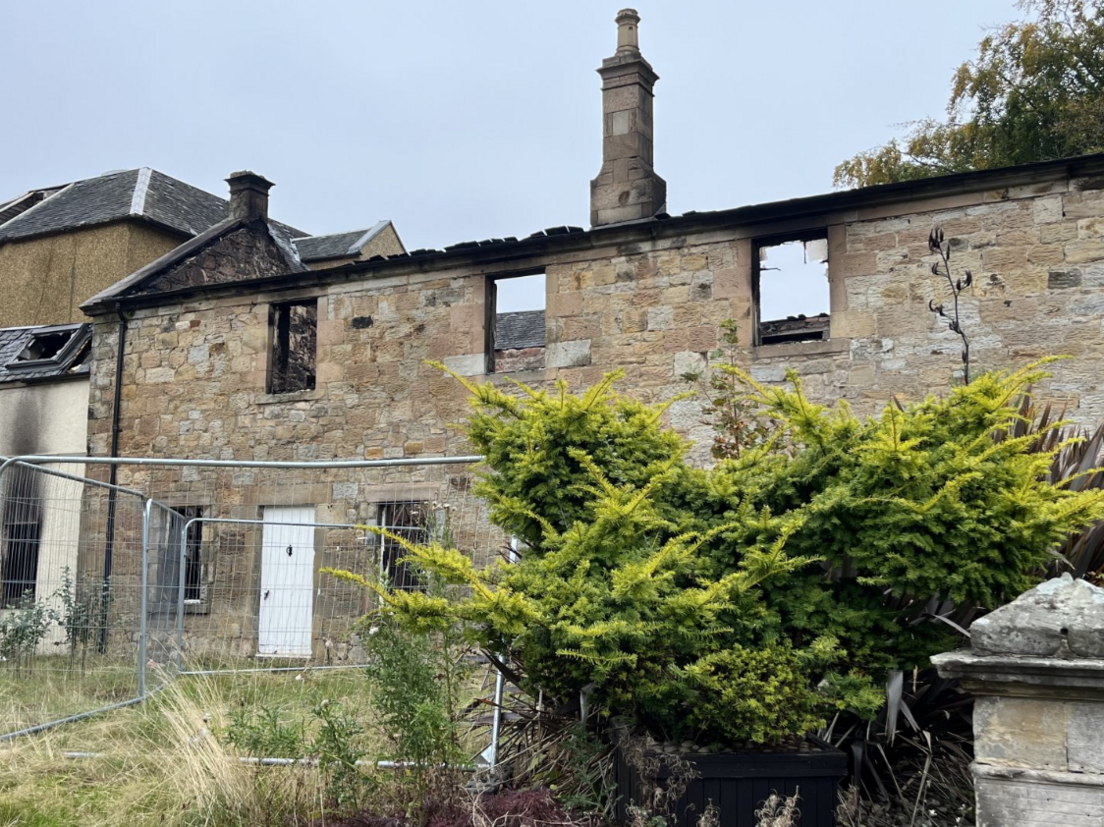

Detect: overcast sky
3,1,1020,253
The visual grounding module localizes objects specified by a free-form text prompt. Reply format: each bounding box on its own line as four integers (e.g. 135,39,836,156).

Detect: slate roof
0,169,305,244
495,310,546,350
0,324,91,385
294,220,391,262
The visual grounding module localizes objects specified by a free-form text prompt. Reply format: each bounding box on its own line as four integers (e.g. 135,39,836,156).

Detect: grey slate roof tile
142,170,229,236
0,168,306,244
0,170,141,242
495,310,546,351
294,221,389,262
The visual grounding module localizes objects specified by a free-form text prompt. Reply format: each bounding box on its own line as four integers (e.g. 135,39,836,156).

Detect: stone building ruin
44,9,1104,658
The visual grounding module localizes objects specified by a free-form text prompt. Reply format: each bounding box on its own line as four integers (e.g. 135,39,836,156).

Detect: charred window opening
753,234,830,346
377,501,429,592
20,331,70,361
7,324,91,371
174,506,205,603
486,273,545,373
2,466,41,606
269,300,317,394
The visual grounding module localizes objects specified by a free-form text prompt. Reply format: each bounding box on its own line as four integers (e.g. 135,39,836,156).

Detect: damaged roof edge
81,151,1104,316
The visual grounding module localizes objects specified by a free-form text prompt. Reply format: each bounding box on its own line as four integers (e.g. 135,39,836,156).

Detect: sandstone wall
86,173,1104,469
83,166,1104,658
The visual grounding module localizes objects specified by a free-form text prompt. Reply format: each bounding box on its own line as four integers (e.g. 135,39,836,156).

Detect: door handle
287,545,293,557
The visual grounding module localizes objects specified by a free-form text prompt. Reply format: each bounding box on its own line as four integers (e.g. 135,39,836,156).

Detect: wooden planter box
614,741,847,827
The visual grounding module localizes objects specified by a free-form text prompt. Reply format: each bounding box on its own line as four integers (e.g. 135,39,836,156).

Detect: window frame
174,505,206,607
376,501,431,592
484,271,547,374
1,520,40,606
751,230,831,348
267,298,319,395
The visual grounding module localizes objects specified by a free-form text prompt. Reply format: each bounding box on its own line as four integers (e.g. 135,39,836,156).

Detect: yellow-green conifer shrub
334,361,1104,747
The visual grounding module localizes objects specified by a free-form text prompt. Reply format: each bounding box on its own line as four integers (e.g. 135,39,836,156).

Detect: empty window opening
150,505,206,615
2,469,41,606
19,331,70,361
377,501,429,591
487,273,545,373
1,524,40,605
175,506,205,603
754,236,830,346
7,324,90,371
269,300,317,394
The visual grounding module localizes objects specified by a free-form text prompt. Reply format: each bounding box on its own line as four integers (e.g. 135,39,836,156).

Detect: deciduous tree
835,1,1104,187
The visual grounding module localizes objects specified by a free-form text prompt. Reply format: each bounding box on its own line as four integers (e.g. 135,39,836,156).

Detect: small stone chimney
226,170,274,221
590,9,666,227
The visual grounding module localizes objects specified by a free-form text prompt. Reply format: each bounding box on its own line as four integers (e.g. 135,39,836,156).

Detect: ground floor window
1,521,40,605
377,501,429,591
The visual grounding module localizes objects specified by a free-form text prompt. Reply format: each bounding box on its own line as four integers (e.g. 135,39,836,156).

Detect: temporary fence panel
0,459,153,737
0,454,510,742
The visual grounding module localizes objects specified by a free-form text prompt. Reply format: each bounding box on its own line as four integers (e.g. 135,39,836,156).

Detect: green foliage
436,363,688,549
349,359,1104,748
681,320,783,460
52,569,105,675
835,0,1104,187
225,696,371,813
225,704,308,759
683,643,825,746
311,698,369,812
0,594,55,672
360,616,467,769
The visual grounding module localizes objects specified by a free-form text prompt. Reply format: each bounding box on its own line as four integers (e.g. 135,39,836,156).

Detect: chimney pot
226,170,274,221
615,8,641,54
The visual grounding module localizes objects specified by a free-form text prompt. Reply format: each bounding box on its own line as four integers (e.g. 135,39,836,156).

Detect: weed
0,595,55,673
755,790,800,827
312,697,370,812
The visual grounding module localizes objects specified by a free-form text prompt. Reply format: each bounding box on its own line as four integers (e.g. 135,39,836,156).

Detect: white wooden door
258,506,316,657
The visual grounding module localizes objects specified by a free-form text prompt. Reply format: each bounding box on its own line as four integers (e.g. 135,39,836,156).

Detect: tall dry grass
0,669,373,826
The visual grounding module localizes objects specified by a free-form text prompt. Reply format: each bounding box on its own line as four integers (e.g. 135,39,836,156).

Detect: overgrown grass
1,659,500,827
1,657,140,735
0,668,385,826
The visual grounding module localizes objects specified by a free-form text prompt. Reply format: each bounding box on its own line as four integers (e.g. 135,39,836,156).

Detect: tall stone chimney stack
590,9,666,227
227,170,274,221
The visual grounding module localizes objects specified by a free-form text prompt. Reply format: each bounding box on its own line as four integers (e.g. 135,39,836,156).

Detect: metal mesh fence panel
0,455,505,740
0,460,150,737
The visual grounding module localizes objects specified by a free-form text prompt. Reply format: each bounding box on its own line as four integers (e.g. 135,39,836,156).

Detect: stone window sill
256,388,324,405
752,338,850,361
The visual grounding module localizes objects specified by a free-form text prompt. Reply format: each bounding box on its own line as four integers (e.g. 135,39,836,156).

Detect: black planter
614,741,847,827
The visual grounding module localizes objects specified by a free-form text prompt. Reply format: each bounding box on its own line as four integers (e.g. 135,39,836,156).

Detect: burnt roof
82,151,1104,315
0,168,306,244
294,221,392,262
0,324,91,384
495,310,546,350
81,215,310,310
